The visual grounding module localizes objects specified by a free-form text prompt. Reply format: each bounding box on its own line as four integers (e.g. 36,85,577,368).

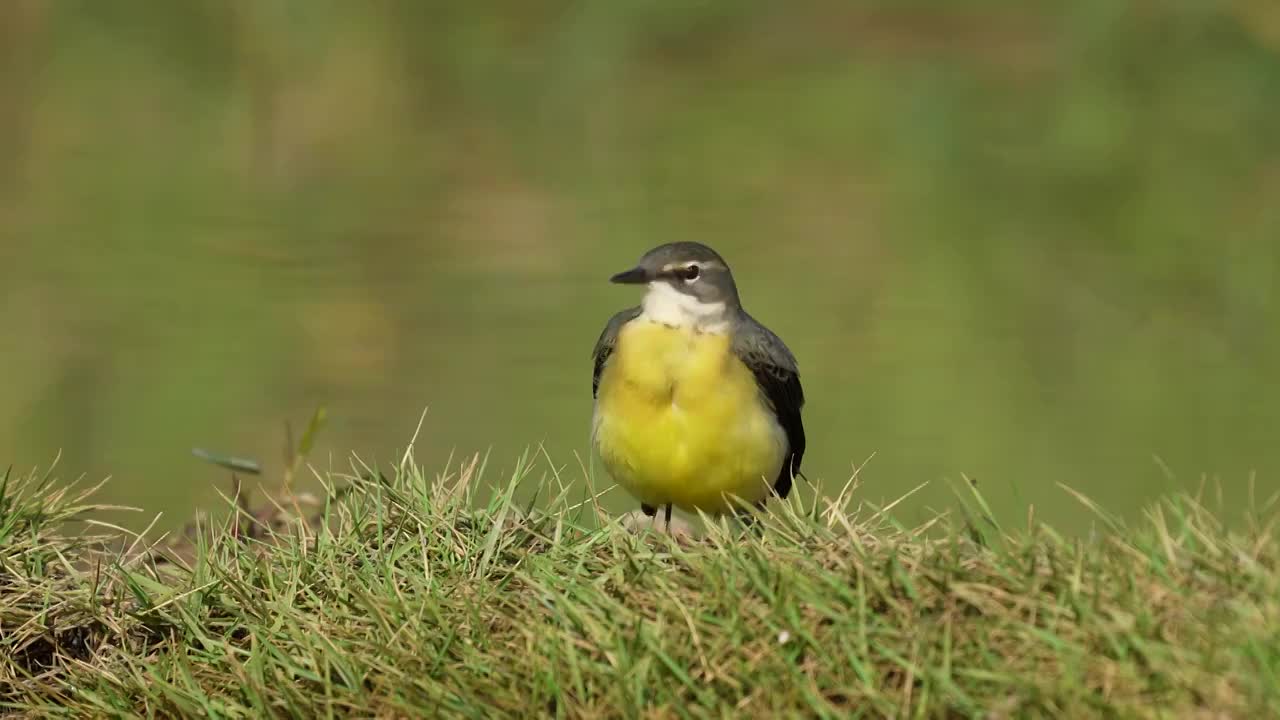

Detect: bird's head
609,242,740,331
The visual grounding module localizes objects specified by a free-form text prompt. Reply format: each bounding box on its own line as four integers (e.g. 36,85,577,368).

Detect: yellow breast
592,320,787,514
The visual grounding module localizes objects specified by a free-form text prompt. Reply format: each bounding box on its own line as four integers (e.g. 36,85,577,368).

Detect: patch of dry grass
1,454,1277,718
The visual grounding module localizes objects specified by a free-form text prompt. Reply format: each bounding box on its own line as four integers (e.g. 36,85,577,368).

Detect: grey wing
733,314,806,499
592,307,642,398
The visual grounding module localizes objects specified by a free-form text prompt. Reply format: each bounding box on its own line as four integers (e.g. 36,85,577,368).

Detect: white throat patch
638,282,730,333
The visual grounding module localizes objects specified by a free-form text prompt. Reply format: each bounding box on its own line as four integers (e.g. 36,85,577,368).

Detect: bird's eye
683,264,701,281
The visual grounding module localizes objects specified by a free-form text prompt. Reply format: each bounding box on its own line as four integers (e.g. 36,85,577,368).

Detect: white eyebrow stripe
661,260,726,272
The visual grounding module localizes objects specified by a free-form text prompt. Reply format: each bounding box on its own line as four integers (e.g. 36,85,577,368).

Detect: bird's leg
663,504,673,532
740,506,766,537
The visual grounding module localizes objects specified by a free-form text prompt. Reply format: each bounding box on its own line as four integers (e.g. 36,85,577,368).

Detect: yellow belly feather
593,320,786,514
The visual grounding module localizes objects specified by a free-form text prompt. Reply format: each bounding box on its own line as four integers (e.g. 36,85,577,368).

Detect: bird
590,242,805,529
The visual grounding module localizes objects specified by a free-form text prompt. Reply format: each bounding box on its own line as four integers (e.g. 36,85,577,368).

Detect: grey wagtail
590,242,806,526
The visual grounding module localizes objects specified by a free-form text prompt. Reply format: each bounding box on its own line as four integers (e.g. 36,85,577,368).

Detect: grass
1,449,1278,719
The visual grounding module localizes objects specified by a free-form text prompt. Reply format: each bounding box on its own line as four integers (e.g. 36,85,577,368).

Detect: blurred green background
2,1,1278,533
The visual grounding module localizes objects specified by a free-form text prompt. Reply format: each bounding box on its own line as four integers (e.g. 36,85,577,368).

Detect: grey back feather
732,311,806,499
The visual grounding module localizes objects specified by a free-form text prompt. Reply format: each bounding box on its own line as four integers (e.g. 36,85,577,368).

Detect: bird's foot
622,504,694,539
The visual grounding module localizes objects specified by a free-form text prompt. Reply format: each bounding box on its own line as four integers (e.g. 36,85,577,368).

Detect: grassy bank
1,454,1277,718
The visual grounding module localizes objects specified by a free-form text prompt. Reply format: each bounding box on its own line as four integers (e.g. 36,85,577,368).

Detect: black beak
609,266,649,284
